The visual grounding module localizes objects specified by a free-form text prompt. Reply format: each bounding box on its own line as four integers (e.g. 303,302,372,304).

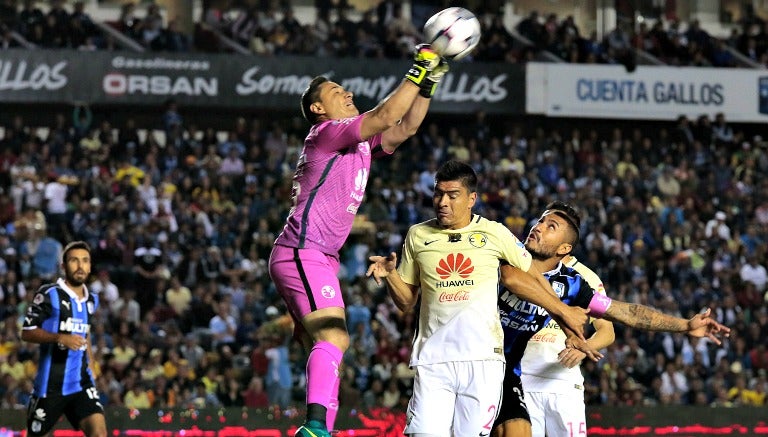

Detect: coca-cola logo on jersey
0,60,68,91
530,332,558,343
439,290,470,302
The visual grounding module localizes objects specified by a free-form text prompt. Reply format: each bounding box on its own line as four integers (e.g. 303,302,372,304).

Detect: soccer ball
423,7,481,61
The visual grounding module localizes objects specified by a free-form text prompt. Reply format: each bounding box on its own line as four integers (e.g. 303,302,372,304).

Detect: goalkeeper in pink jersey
268,44,448,437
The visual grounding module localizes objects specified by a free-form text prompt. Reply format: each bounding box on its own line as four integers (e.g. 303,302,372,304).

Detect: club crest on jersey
358,141,371,156
468,232,487,248
321,285,337,299
552,281,565,297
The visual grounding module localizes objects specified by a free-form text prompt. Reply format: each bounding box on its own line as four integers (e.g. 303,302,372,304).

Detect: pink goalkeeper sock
306,341,343,409
326,371,341,430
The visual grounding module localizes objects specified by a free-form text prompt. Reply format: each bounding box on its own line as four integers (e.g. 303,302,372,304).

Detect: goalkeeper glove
418,58,449,98
405,44,440,87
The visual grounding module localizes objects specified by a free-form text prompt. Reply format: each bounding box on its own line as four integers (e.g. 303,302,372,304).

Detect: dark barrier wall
0,50,524,114
0,407,765,436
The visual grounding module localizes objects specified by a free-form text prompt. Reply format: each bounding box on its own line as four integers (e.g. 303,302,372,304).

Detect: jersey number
567,421,586,437
481,403,497,435
86,387,99,400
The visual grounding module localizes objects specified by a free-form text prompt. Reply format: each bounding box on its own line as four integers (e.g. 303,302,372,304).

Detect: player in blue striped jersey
493,202,730,437
22,241,106,437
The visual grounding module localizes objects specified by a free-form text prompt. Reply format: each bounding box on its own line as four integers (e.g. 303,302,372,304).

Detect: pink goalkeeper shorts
268,245,346,322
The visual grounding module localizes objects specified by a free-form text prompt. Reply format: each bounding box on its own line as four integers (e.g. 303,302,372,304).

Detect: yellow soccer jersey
398,214,532,366
521,256,607,391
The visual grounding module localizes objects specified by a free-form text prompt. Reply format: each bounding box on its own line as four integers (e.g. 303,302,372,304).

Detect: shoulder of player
311,116,362,137
556,264,582,279
406,219,440,236
557,264,605,294
469,215,517,239
35,283,60,296
565,259,605,291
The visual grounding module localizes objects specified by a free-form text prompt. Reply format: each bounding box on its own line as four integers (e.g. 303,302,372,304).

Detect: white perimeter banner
526,63,768,123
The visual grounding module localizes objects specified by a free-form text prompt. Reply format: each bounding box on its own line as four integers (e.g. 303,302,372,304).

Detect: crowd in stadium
0,95,766,414
1,0,767,67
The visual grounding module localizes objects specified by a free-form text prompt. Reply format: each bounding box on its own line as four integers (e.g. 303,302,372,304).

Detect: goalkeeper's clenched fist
405,44,450,98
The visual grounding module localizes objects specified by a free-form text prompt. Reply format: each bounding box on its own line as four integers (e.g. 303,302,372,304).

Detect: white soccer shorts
526,389,587,437
404,360,504,436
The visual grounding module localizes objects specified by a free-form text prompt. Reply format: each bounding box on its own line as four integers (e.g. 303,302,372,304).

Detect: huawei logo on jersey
436,253,474,279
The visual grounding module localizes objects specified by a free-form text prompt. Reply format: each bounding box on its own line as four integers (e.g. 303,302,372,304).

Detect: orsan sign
102,56,218,97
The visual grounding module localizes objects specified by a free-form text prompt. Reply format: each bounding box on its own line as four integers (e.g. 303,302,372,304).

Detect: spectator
0,351,24,381
18,0,43,36
705,211,731,241
209,299,237,351
242,375,269,408
263,332,292,409
90,269,119,307
157,19,191,51
123,380,151,409
20,227,61,281
713,112,735,146
217,377,244,407
740,255,768,292
111,334,137,375
42,172,69,240
165,275,192,316
132,243,164,316
111,288,141,326
179,332,205,370
138,2,163,47
188,381,221,408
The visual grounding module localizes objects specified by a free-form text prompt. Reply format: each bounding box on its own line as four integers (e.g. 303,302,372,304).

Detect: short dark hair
61,240,91,263
543,200,581,247
435,160,478,193
301,76,329,124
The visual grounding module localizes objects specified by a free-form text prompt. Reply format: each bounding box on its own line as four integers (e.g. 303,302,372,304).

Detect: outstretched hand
413,44,441,71
688,308,731,345
366,252,398,286
564,332,604,362
554,305,589,342
558,345,588,368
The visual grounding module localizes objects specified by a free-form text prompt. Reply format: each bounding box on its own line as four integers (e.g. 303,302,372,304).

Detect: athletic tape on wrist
588,293,612,318
419,80,436,98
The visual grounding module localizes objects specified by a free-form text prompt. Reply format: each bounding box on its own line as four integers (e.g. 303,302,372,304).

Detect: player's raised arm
359,45,440,141
500,264,588,341
598,303,730,344
380,59,449,152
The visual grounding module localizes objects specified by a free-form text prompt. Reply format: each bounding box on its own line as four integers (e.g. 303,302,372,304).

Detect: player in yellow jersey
367,160,590,437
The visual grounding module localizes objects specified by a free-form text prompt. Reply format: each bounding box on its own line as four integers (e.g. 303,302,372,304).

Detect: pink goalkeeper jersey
274,114,385,256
